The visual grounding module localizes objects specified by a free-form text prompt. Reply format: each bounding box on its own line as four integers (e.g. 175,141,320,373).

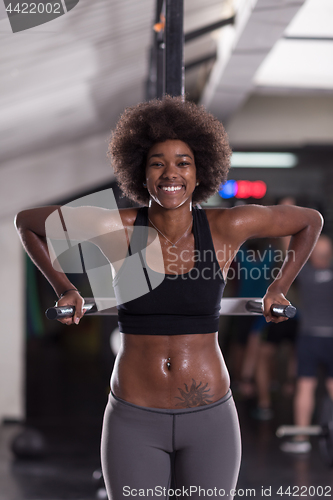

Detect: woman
15,96,323,499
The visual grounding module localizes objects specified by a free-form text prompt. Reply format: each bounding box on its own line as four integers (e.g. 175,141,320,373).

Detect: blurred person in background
281,234,333,453
228,239,274,398
254,197,299,420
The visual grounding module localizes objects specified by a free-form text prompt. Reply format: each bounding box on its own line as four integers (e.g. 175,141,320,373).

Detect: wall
227,94,333,147
0,132,114,421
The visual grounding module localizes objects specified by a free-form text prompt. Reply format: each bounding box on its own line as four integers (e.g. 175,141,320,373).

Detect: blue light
218,180,237,199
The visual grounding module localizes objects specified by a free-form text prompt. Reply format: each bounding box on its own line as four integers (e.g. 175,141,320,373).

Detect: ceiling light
231,152,297,168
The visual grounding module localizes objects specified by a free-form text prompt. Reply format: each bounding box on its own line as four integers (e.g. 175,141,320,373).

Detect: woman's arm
14,206,86,325
222,204,324,322
14,205,128,325
15,206,72,297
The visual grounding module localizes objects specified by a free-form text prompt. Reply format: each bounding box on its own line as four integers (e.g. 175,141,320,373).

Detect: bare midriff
110,332,230,409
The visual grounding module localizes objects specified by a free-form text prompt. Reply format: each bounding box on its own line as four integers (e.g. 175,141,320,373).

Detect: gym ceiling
1,0,333,216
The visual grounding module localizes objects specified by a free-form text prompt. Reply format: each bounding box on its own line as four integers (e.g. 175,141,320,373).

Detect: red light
252,181,267,198
235,181,251,198
234,180,267,199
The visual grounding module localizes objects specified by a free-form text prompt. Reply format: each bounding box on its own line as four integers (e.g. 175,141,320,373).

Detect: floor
1,390,332,500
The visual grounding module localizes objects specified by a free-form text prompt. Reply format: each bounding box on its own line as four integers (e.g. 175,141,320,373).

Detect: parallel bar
146,48,156,101
185,52,217,71
185,16,235,43
147,3,234,100
45,298,297,320
165,0,184,97
156,37,165,98
283,35,333,42
276,425,324,438
246,300,296,318
156,0,165,98
146,0,165,100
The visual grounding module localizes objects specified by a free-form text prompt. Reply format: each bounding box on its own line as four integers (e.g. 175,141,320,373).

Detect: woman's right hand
56,290,86,326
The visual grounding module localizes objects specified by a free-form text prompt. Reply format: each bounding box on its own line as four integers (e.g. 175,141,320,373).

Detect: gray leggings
101,389,241,500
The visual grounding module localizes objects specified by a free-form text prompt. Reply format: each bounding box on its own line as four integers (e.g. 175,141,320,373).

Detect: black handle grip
45,302,96,320
246,300,297,318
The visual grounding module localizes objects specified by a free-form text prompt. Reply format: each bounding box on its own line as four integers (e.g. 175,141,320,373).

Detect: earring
196,181,199,186
143,182,147,187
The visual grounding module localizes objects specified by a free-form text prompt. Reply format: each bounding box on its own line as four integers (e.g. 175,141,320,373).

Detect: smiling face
145,140,198,210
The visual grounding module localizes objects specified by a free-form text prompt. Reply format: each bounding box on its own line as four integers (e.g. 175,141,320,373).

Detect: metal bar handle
45,301,96,320
46,298,297,320
246,300,297,318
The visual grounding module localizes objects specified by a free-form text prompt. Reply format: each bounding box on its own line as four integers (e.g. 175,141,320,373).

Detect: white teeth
161,186,183,192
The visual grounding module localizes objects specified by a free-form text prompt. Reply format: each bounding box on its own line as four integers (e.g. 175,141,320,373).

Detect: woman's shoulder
117,207,141,227
202,205,260,244
203,204,264,228
47,206,141,241
202,206,235,228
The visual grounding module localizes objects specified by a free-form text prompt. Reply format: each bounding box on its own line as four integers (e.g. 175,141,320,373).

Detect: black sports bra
114,206,226,335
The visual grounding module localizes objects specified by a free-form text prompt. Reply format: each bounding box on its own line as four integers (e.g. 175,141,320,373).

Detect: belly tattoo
174,379,214,408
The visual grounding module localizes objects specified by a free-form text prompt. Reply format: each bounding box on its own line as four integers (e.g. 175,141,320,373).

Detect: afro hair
108,95,232,205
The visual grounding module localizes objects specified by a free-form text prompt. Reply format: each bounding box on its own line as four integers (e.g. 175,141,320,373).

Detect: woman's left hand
262,289,291,324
